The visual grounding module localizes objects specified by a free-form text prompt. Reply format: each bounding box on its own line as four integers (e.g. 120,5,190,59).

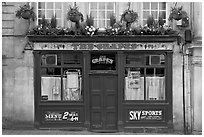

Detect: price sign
44,111,79,122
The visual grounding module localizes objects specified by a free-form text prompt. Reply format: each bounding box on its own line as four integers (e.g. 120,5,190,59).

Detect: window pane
99,20,105,28
41,53,61,66
107,11,114,18
90,2,97,9
107,2,114,10
99,2,105,10
159,11,166,19
90,11,97,19
38,2,45,9
159,2,166,10
63,68,82,101
46,2,53,9
143,2,150,9
99,11,105,19
55,2,62,9
63,53,81,65
41,68,61,101
151,2,158,10
146,77,165,100
146,54,165,66
126,55,145,66
125,68,144,100
143,11,150,19
151,11,158,19
55,10,62,18
46,10,54,18
38,10,45,18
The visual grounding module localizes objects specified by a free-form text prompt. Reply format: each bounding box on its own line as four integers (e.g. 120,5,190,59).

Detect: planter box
27,35,179,43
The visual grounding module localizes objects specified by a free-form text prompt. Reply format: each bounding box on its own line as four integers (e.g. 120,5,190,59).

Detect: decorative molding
33,42,176,51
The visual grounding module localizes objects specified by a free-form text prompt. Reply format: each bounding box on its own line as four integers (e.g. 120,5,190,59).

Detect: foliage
16,3,36,21
146,15,155,28
169,3,188,21
50,14,57,28
109,14,116,27
67,5,84,23
120,2,138,29
86,14,94,27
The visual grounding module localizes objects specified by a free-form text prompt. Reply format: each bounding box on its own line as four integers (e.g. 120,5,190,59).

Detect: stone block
13,37,27,58
2,28,14,35
2,20,14,28
2,5,15,13
2,37,14,57
2,13,15,21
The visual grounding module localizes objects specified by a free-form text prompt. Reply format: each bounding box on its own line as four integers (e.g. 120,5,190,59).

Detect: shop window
143,2,167,25
124,53,166,101
37,2,63,27
40,53,83,101
91,53,116,70
62,68,82,101
89,2,116,28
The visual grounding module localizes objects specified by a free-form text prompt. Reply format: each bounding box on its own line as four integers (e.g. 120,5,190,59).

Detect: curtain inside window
146,77,165,100
41,77,62,100
63,72,82,101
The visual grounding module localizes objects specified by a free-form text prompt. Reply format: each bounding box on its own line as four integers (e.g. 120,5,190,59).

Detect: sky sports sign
129,110,164,121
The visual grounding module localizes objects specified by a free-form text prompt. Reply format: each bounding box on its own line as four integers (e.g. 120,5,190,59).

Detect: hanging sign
44,111,79,122
129,110,163,121
33,42,175,50
92,55,114,64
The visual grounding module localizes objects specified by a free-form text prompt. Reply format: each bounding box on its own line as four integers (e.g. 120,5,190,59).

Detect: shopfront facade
2,2,202,134
29,36,176,131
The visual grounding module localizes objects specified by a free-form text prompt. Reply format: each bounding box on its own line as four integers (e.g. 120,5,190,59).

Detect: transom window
89,2,116,28
37,2,63,27
143,2,167,25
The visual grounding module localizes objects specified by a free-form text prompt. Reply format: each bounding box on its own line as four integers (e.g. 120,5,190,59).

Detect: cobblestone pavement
2,129,186,135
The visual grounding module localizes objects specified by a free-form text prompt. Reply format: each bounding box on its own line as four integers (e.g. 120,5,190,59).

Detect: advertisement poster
128,71,140,89
44,111,79,122
129,110,163,121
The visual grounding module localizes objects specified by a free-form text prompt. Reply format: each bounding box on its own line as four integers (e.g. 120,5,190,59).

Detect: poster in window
128,71,140,89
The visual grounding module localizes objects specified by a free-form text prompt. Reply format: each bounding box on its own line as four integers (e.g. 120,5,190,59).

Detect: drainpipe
182,43,186,134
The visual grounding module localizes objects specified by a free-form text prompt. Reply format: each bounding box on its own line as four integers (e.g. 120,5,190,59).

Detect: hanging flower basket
168,3,188,21
21,10,32,20
16,3,36,21
67,5,84,23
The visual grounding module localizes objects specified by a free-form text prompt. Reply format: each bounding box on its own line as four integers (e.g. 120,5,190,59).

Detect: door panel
90,75,117,131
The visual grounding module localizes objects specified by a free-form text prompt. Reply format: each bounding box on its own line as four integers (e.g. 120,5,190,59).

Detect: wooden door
90,74,118,132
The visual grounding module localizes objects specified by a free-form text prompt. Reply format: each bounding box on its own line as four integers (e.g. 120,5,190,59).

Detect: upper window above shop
89,2,116,28
37,2,64,27
142,2,167,25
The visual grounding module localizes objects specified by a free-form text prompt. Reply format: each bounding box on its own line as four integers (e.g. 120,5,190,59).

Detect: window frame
88,2,116,29
39,51,84,103
141,2,168,26
37,2,64,27
123,52,168,103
